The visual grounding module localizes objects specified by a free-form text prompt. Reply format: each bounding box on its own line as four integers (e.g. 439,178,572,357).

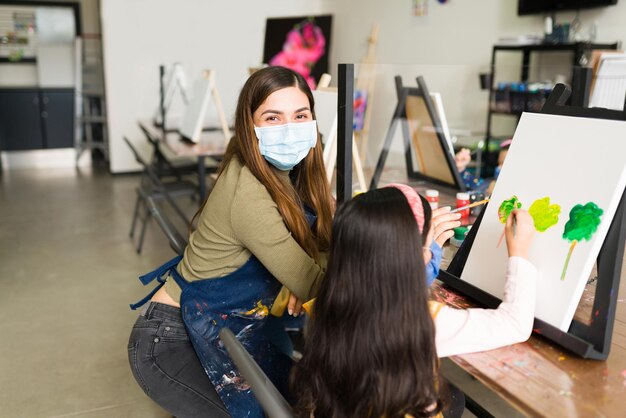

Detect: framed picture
263,15,332,89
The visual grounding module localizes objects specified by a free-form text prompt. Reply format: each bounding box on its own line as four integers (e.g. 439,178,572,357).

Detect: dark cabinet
0,88,74,151
0,89,44,150
42,90,74,149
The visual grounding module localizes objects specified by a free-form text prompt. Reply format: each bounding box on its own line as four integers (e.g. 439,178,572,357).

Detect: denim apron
130,208,317,417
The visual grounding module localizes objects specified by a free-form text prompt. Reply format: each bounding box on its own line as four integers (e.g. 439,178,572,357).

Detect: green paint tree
529,197,561,232
561,202,604,280
497,195,522,247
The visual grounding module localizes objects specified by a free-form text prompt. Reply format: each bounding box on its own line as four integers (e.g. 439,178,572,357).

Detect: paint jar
441,226,468,270
456,192,470,218
469,192,486,217
425,189,439,209
450,226,468,248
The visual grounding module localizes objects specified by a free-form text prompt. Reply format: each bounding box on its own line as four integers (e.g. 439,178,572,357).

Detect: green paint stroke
560,202,604,281
529,197,561,232
498,196,523,224
497,196,523,247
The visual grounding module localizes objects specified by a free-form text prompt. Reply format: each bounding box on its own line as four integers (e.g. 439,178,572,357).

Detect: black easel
337,64,354,204
159,65,166,135
439,83,626,360
369,76,465,191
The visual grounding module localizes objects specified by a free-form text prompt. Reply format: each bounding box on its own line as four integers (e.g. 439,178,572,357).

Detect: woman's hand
288,292,305,316
505,209,535,260
429,206,462,248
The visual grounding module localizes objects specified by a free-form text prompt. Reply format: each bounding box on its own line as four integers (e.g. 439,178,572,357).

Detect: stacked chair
124,136,195,254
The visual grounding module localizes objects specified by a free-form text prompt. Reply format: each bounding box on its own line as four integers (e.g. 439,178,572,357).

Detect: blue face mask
254,121,318,171
425,241,442,287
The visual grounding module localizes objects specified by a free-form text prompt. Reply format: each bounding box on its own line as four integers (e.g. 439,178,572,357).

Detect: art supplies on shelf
490,81,554,114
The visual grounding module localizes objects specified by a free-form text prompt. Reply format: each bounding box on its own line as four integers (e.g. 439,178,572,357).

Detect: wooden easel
353,24,380,165
154,63,188,126
369,76,465,191
179,69,231,145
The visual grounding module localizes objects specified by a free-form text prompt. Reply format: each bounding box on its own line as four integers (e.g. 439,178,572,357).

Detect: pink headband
385,183,425,233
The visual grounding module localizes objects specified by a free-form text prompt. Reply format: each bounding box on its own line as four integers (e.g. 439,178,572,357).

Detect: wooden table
430,254,626,417
138,120,226,201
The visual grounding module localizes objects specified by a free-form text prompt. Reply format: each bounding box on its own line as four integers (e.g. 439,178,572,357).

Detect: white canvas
461,113,626,331
179,76,212,143
154,63,188,125
311,89,337,145
429,92,454,154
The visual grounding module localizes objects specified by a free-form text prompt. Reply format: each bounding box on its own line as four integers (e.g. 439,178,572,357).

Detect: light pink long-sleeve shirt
432,256,537,358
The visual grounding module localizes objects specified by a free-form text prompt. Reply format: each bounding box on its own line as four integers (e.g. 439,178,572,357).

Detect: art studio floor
0,166,523,418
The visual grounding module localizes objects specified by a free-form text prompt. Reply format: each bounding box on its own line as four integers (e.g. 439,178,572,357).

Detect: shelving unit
484,41,619,174
75,35,109,164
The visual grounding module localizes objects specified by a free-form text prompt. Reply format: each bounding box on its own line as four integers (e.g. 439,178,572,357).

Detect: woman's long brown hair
291,188,442,418
194,66,333,258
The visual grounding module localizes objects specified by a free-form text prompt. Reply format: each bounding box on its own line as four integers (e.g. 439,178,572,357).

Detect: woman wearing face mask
127,66,334,418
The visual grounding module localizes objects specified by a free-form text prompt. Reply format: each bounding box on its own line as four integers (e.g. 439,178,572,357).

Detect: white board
589,54,626,111
179,75,213,143
311,89,337,145
461,112,626,331
154,63,188,124
429,92,454,154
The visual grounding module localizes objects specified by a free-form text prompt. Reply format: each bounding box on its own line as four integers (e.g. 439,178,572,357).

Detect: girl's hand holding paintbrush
505,210,535,260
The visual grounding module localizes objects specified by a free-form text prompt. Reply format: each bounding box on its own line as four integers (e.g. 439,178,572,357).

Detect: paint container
441,226,468,270
425,189,439,209
456,192,470,218
450,226,468,248
469,192,486,216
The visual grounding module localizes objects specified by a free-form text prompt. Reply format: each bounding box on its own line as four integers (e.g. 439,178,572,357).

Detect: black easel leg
369,110,403,190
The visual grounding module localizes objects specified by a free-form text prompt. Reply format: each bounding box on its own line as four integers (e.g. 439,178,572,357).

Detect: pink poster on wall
263,15,332,90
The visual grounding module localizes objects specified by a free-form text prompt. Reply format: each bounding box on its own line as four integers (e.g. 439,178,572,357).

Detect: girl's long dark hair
291,188,442,418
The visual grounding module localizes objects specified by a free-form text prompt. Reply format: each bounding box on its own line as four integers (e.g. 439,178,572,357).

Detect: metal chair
145,195,188,255
124,136,196,254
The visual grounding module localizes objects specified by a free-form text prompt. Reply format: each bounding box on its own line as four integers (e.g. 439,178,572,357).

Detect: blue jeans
127,302,229,418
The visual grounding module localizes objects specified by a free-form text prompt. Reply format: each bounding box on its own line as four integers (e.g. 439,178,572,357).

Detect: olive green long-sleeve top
165,157,326,302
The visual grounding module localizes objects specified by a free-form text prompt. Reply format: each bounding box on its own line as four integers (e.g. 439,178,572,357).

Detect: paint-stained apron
130,208,317,417
131,254,291,417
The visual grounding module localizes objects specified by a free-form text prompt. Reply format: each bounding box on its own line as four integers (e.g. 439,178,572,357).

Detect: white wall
323,0,626,167
101,0,626,172
101,0,333,173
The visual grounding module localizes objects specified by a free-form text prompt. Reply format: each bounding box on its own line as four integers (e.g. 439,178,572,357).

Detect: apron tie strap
129,255,183,310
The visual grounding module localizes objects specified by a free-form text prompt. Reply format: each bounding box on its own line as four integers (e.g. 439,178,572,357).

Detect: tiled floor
0,166,176,418
0,166,518,417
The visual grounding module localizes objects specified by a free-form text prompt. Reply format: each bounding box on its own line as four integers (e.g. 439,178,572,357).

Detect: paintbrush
450,198,490,213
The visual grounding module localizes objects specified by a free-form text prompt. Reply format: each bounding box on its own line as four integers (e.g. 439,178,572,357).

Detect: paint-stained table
431,258,626,418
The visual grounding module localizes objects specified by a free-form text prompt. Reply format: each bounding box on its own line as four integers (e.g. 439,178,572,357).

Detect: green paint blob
529,197,561,232
562,202,604,242
561,202,604,281
498,195,522,224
